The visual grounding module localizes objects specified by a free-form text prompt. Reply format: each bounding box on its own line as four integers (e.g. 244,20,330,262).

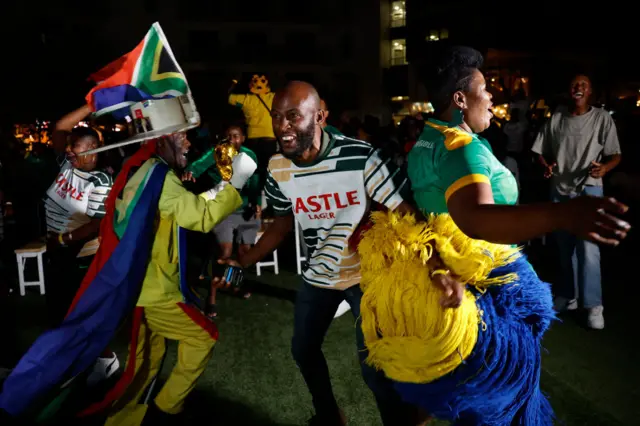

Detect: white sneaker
553,297,578,313
334,300,351,319
587,306,604,330
86,353,120,387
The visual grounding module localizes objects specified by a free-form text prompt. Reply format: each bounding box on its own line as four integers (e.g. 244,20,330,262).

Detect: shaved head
274,81,321,111
271,81,326,162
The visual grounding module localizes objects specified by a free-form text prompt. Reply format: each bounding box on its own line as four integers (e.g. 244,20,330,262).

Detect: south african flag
0,142,170,420
85,22,191,118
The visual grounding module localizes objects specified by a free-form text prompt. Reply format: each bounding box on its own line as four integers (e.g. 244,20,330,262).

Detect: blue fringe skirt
393,255,556,425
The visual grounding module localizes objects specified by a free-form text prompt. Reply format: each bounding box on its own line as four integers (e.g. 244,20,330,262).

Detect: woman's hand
431,271,465,309
427,251,464,309
560,196,630,246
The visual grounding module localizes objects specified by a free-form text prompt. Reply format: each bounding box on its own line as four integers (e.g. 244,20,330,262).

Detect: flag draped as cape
0,142,168,417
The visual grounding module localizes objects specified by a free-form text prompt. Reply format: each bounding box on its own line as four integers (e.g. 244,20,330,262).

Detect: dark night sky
1,0,639,122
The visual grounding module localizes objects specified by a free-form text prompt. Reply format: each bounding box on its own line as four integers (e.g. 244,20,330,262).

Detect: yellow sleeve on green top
439,142,493,202
157,171,243,233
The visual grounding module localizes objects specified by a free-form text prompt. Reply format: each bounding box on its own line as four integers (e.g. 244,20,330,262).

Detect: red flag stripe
84,39,145,112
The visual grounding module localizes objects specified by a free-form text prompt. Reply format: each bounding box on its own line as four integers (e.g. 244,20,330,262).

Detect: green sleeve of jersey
264,171,292,216
364,148,407,210
186,150,216,179
439,142,493,201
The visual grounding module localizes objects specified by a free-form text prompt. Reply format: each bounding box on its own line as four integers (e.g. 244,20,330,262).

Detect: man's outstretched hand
211,258,242,290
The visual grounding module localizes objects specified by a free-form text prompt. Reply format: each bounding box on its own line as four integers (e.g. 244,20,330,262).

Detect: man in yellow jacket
98,131,257,426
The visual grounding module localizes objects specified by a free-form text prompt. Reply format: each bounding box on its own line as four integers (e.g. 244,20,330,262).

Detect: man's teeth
282,135,295,141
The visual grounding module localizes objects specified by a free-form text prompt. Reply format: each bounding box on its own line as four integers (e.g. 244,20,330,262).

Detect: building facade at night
6,0,639,123
9,0,390,122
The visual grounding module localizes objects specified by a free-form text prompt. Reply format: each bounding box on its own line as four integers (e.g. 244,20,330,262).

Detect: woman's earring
450,108,464,127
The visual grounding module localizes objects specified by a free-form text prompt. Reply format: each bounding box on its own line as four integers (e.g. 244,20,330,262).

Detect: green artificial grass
6,248,638,425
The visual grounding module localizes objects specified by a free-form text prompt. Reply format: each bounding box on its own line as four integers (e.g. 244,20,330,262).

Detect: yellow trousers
104,302,217,426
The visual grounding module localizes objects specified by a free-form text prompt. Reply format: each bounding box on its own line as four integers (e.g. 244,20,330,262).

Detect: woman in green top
408,46,629,246
383,46,631,425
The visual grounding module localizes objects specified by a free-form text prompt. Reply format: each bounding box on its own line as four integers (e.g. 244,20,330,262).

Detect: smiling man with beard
213,81,462,426
532,74,622,329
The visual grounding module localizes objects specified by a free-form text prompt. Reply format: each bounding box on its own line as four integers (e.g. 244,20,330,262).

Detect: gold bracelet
431,269,450,278
58,233,66,246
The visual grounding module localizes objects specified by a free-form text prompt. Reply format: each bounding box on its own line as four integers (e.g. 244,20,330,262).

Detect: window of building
390,1,406,28
427,29,449,42
391,39,407,66
188,31,219,61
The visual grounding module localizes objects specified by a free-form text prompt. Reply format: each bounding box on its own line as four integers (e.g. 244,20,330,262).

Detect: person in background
46,107,112,323
400,115,423,154
531,74,622,329
484,121,521,195
502,107,528,166
183,124,260,317
47,105,119,384
228,74,277,190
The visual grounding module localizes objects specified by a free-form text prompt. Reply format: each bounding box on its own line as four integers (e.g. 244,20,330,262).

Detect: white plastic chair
255,225,279,277
295,223,307,275
15,241,46,296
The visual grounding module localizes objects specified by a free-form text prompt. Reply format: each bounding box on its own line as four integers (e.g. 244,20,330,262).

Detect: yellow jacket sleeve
157,171,243,233
229,93,247,107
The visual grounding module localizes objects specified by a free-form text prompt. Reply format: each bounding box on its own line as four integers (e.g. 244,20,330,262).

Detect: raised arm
52,105,92,154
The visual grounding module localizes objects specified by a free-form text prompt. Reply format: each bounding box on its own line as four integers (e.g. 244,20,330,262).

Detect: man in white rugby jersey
214,81,462,426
